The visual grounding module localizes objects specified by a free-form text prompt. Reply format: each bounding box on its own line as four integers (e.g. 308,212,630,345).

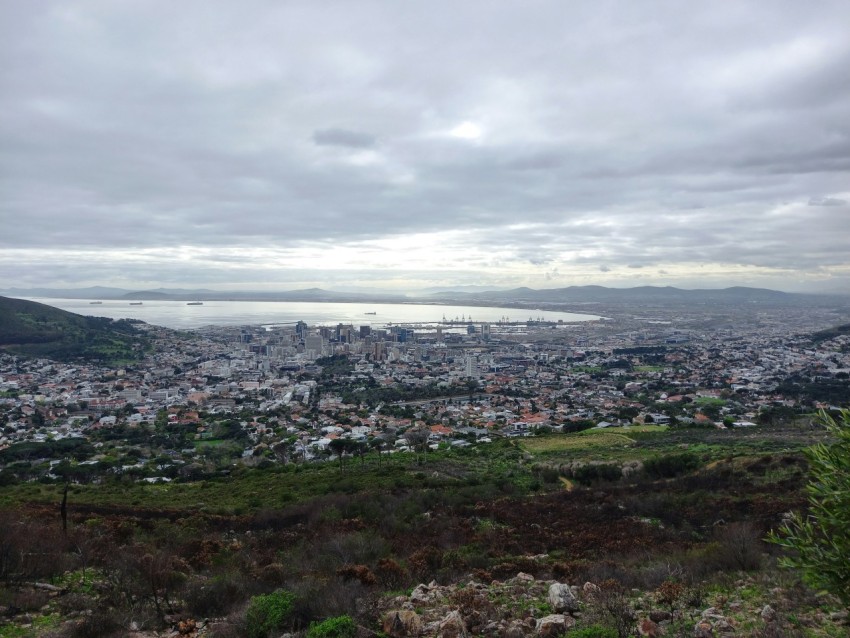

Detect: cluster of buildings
1,305,848,481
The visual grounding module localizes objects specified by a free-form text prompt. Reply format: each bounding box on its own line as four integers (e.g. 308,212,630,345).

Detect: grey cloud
312,128,377,148
1,0,849,292
808,197,847,207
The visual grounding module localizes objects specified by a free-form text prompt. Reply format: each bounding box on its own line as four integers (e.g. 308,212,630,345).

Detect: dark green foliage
307,615,357,638
643,452,700,479
245,589,296,638
776,373,850,405
769,409,850,605
572,463,622,485
0,437,94,463
316,355,355,377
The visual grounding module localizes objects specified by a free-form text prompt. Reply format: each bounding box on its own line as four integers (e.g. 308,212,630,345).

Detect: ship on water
186,301,203,305
129,302,143,305
89,301,102,304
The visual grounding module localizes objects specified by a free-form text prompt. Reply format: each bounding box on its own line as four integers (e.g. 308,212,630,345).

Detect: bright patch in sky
450,121,483,140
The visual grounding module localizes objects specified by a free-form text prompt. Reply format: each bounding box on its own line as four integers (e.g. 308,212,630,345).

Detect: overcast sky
2,1,849,294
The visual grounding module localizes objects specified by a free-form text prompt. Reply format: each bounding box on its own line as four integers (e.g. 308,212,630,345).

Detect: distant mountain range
427,285,800,304
1,284,846,306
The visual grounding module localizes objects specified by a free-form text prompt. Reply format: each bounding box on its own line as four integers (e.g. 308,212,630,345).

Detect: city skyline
2,1,849,294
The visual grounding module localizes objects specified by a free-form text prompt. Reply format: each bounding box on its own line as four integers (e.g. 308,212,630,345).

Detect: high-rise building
465,355,479,378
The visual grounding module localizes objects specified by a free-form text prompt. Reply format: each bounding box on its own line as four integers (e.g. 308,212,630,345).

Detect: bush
245,589,296,638
768,409,850,606
572,463,621,485
307,615,357,638
184,573,251,616
643,452,700,479
582,580,635,638
711,522,764,572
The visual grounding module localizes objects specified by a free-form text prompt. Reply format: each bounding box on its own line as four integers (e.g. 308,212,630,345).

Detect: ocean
24,298,603,330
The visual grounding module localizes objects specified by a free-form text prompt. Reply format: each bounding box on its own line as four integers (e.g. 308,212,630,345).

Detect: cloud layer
2,1,849,292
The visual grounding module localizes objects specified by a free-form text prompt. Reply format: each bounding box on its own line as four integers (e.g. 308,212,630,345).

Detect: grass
0,614,61,638
0,442,536,514
693,396,727,407
194,438,230,447
0,424,824,515
583,424,669,434
521,432,637,453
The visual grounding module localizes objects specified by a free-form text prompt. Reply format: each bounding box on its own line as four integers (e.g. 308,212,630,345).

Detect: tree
768,409,850,606
404,425,430,464
328,438,348,472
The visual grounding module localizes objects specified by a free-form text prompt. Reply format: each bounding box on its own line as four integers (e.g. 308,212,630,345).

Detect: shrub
306,615,357,638
643,452,700,479
768,409,850,606
711,522,764,571
245,589,296,638
184,573,251,616
572,463,622,485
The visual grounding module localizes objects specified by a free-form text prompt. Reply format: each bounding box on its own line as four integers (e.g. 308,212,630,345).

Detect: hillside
1,426,847,637
0,296,149,363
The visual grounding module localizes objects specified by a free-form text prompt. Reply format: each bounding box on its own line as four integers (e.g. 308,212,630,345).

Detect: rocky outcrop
438,610,468,638
547,583,579,613
378,575,580,638
536,614,575,637
383,610,424,637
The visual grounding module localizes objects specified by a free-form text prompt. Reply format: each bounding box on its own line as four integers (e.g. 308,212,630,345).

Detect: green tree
768,409,850,606
245,589,295,638
307,615,357,638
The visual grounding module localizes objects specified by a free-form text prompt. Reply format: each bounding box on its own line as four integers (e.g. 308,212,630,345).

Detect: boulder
536,614,573,638
829,610,849,623
693,620,713,638
548,583,580,613
383,610,423,638
760,605,777,623
502,620,526,638
439,610,468,638
712,619,735,633
410,584,432,605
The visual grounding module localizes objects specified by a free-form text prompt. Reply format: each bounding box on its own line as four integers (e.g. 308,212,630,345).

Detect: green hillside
0,296,149,363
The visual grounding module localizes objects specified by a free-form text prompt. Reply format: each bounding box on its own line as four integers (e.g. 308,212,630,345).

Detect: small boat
364,311,376,315
89,301,102,304
187,301,204,305
129,302,143,305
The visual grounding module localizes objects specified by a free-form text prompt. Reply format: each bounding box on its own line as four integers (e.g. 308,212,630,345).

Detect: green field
693,396,727,406
521,431,637,453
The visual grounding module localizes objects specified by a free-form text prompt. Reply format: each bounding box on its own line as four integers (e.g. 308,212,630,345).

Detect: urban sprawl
1,304,848,484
